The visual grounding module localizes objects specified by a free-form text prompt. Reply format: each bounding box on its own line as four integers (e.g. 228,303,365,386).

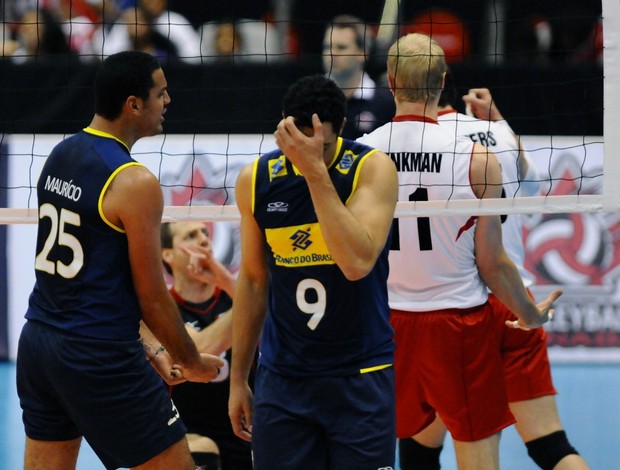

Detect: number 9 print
296,278,326,330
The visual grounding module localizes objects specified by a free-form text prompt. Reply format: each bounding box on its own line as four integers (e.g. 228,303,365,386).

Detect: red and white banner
521,137,619,361
4,134,617,362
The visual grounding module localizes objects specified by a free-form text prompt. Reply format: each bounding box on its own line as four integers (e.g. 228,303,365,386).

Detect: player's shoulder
440,112,511,135
341,138,391,167
356,121,393,146
112,164,159,196
439,111,477,128
343,136,374,153
257,146,285,162
51,129,87,151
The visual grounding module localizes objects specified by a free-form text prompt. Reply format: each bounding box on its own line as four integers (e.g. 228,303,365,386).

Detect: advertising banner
4,134,617,362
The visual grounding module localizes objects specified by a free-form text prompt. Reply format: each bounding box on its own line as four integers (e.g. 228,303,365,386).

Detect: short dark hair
327,14,373,54
160,222,173,275
282,74,346,132
94,51,161,120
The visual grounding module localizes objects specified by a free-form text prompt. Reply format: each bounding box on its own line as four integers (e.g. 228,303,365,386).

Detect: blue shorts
16,320,187,469
252,365,396,470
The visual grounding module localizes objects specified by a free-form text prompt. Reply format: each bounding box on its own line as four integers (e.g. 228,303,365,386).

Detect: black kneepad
526,430,579,470
192,451,221,470
398,438,443,470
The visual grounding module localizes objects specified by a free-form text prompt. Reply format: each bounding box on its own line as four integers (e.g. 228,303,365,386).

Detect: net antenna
602,0,620,213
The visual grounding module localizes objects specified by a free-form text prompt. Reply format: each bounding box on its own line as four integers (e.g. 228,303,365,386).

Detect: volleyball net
1,0,619,360
0,0,615,222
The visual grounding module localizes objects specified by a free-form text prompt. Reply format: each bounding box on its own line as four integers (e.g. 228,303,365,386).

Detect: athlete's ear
339,117,347,136
162,248,174,267
127,96,139,112
387,74,395,95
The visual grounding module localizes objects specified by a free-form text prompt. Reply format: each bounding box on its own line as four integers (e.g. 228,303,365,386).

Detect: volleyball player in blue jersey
229,74,399,470
16,51,223,470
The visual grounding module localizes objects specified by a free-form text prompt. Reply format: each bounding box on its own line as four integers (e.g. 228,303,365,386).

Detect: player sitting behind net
160,221,254,470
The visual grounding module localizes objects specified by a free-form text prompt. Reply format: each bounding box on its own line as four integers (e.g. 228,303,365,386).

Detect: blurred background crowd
0,0,603,70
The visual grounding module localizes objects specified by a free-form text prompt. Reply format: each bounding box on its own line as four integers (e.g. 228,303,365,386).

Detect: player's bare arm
139,321,187,385
470,146,562,328
275,113,398,280
185,311,232,356
103,165,223,382
332,149,398,278
229,164,269,442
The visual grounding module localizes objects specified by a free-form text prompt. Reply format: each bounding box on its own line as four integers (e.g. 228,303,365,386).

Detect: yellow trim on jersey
251,158,259,214
345,149,377,205
360,363,392,374
327,137,344,169
265,222,335,267
83,126,130,152
98,162,144,233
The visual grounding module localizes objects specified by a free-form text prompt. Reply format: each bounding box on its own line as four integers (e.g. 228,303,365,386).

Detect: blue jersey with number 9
252,137,394,378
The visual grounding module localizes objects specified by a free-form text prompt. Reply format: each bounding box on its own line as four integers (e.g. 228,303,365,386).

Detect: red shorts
391,303,515,442
490,292,557,402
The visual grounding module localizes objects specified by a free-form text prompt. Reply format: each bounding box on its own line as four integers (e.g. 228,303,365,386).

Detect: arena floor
1,361,618,469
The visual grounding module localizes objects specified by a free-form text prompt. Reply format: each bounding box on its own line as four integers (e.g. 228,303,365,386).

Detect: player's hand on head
274,113,324,172
310,112,323,138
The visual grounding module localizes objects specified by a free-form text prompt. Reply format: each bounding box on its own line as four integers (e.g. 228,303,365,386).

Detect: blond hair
387,33,447,103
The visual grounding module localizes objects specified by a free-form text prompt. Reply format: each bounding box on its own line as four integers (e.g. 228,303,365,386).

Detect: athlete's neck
395,100,439,121
88,115,136,150
173,276,217,304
